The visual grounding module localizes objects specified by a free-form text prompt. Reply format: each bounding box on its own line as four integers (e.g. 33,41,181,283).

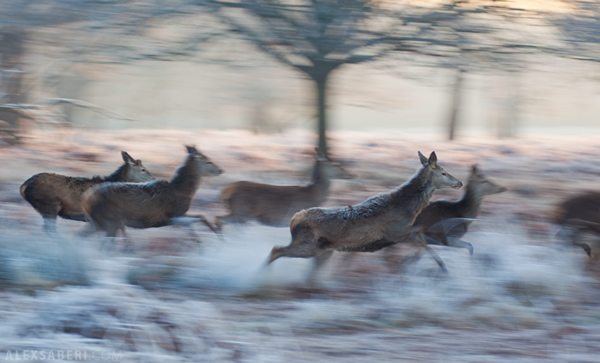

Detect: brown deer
413,164,507,255
215,150,353,230
553,191,600,257
20,151,154,234
82,145,222,243
266,151,463,277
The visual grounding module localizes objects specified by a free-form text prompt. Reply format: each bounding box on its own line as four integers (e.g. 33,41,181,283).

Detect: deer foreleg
416,233,447,272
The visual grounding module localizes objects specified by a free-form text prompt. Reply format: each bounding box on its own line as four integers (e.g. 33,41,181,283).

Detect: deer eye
442,172,447,176
141,169,146,172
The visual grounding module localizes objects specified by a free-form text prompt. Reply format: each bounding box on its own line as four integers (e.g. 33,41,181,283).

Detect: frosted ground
0,128,599,362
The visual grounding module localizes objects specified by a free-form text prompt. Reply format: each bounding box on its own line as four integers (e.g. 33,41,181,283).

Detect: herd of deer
19,145,600,279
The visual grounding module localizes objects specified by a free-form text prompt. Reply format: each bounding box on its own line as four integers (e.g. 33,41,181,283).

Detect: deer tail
19,175,37,199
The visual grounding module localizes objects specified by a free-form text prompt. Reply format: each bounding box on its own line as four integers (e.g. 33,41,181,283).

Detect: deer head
418,151,462,190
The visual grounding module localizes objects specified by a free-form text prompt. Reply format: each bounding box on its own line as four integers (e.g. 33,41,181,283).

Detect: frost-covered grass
1,129,600,361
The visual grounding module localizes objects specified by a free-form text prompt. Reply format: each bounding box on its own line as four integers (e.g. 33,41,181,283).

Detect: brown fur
20,151,154,234
267,151,463,276
553,191,600,257
216,151,352,229
411,165,507,255
82,145,222,238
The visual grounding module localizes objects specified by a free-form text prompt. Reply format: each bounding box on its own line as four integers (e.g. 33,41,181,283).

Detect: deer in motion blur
266,151,463,278
82,145,222,247
20,151,154,235
553,191,600,257
216,149,353,231
412,164,507,256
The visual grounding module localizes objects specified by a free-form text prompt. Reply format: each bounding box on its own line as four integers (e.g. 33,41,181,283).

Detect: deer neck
103,164,128,182
457,183,483,218
391,167,435,215
306,159,330,204
170,157,202,198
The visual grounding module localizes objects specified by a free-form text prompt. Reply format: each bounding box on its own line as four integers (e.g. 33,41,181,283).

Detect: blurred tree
203,0,435,154
553,1,600,62
391,0,549,140
0,0,221,142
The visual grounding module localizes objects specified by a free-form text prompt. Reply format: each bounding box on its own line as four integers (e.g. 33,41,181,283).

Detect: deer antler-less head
121,151,154,182
418,151,462,190
469,164,506,195
185,144,223,176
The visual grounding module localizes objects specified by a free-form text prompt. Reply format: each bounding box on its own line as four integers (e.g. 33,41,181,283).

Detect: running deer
215,149,353,230
266,151,463,277
82,145,222,244
553,191,600,257
413,164,507,255
20,151,154,234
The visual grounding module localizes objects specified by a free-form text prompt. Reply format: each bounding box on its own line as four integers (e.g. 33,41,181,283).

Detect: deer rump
83,180,191,230
292,192,420,253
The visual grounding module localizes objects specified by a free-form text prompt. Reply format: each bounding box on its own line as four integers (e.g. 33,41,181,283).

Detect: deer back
554,191,600,228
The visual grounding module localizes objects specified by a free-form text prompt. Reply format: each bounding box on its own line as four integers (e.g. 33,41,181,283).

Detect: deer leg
101,225,121,252
215,214,251,231
186,214,221,236
557,226,592,257
434,235,474,256
570,229,591,257
78,223,96,238
43,217,58,236
119,228,136,254
415,233,447,272
184,226,203,245
308,250,334,283
384,244,423,273
449,238,474,256
170,215,222,243
266,242,318,266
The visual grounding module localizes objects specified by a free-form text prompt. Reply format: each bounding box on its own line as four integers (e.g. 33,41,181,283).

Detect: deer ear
471,164,479,174
418,151,428,166
185,145,196,154
428,151,438,167
121,151,135,165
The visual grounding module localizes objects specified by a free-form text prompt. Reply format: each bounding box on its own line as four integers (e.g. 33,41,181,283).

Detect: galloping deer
553,191,600,257
413,165,507,255
20,151,154,234
216,149,353,230
266,151,463,277
82,145,222,244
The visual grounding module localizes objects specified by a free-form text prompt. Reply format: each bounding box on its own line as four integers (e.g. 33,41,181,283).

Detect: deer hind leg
440,235,474,256
570,229,591,257
384,243,423,274
557,226,592,257
215,213,250,232
185,214,221,237
307,250,334,283
30,199,59,235
43,217,58,236
266,226,318,266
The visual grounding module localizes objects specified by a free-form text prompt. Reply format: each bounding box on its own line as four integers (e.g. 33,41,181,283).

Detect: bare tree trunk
315,74,329,155
0,32,26,129
447,67,464,141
